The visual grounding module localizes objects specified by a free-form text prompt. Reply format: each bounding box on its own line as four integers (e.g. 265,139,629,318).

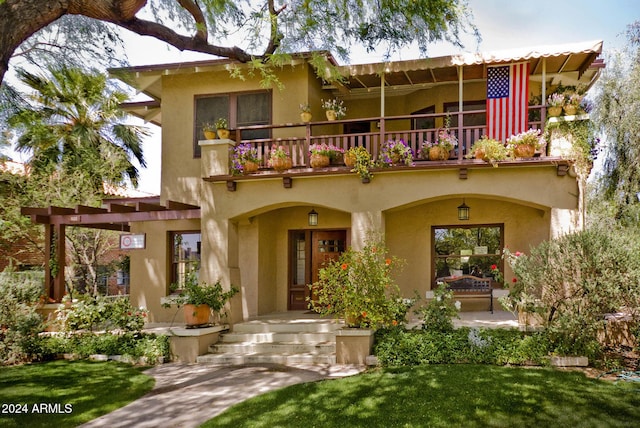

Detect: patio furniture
436,275,493,313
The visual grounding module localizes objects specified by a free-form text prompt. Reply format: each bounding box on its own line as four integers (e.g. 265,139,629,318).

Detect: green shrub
58,295,148,332
40,332,170,362
374,328,551,367
416,283,460,332
0,268,45,365
502,227,640,359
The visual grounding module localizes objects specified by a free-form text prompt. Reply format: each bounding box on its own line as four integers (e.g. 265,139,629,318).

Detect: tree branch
176,0,208,43
264,0,286,55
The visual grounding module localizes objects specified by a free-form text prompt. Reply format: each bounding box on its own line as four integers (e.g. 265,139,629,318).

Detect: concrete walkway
80,363,365,428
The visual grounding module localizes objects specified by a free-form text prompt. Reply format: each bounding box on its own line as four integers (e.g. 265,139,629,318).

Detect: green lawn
0,360,154,428
206,365,640,428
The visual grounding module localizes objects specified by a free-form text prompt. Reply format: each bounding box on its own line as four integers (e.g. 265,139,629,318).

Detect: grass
0,360,154,428
206,365,640,428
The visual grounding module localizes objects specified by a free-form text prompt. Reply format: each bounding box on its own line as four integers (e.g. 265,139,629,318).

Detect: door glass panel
293,232,306,285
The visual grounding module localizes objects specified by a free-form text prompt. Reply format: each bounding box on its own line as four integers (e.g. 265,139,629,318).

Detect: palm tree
8,65,147,189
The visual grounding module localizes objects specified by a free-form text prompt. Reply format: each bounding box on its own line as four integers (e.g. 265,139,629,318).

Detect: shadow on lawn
206,365,640,428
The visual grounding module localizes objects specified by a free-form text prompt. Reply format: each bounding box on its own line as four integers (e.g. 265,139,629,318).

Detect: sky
24,0,640,195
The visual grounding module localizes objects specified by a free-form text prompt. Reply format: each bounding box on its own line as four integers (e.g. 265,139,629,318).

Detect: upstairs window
193,91,271,157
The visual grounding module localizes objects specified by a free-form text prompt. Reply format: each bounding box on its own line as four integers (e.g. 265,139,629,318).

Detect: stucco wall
129,218,200,323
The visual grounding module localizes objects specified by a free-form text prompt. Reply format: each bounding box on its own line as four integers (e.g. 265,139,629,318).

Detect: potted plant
321,98,346,121
299,103,312,122
564,93,582,116
215,117,230,139
507,128,543,158
379,139,414,166
230,142,260,175
345,146,373,182
267,144,292,172
546,93,565,117
308,143,339,168
202,122,217,140
421,128,457,160
467,136,508,167
308,236,407,329
164,271,239,327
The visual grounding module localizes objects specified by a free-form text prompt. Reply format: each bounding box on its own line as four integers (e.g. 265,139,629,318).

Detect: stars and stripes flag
486,62,530,142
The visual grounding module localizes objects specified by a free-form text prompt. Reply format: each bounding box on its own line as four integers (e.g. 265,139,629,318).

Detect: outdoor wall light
457,200,470,221
308,208,318,226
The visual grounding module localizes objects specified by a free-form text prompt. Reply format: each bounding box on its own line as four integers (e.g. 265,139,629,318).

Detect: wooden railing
235,106,545,169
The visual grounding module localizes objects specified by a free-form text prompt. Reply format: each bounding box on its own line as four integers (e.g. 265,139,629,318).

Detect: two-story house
23,40,604,326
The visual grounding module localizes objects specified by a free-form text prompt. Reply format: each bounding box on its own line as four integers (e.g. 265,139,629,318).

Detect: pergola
21,197,200,302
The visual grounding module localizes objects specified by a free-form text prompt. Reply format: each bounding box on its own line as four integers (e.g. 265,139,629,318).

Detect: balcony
206,105,574,185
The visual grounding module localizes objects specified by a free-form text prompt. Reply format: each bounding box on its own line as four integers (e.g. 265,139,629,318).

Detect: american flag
486,62,530,142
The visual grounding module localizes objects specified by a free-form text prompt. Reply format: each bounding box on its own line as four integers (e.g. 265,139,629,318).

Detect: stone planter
335,328,374,365
550,356,588,367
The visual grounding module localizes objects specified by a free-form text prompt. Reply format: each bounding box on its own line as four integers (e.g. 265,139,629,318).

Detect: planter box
168,325,228,363
550,356,589,367
335,328,374,365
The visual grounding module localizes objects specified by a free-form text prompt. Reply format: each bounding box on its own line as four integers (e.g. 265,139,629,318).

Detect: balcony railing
234,106,546,170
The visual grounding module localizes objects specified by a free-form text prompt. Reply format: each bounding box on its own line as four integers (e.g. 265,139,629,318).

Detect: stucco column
550,208,581,238
351,210,385,250
200,182,242,323
199,139,235,177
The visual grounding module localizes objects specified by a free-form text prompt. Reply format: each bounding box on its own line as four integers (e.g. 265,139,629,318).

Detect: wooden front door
288,230,347,310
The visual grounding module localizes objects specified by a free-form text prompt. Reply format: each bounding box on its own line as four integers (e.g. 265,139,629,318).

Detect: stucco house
24,41,603,331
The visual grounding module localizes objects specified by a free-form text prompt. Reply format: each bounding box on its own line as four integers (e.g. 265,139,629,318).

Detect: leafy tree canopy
0,0,479,85
592,20,640,217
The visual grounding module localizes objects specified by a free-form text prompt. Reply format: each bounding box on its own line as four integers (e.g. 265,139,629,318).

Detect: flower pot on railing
217,128,230,139
242,161,259,174
428,146,449,161
344,152,356,168
270,157,292,172
547,106,562,117
325,110,337,121
512,144,536,158
204,130,217,140
563,105,578,116
300,112,312,122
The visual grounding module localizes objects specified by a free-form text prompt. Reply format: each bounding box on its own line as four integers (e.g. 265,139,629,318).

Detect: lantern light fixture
308,208,318,226
457,200,470,221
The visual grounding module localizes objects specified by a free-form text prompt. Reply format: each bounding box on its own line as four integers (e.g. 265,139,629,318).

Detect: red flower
385,258,392,266
491,264,497,270
392,320,398,326
512,278,518,283
515,251,522,257
341,263,348,270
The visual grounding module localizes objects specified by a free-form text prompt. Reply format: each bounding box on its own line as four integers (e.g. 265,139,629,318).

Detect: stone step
210,341,335,355
220,331,337,343
232,319,342,334
197,352,337,365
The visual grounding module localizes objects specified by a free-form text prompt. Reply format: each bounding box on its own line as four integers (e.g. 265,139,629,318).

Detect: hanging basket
428,146,449,161
513,144,536,158
270,157,292,172
344,152,356,168
242,161,259,174
310,153,330,168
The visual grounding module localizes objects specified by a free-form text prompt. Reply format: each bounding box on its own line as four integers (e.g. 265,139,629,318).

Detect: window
171,231,201,290
193,91,271,157
444,101,486,127
432,225,503,284
412,105,436,130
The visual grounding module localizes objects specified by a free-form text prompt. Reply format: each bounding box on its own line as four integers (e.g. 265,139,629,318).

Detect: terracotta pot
270,157,292,172
474,149,487,161
217,128,230,139
310,153,330,168
513,144,536,158
300,111,312,122
243,160,259,174
563,105,577,116
547,106,562,117
325,110,337,121
203,130,217,140
183,304,210,327
428,146,449,161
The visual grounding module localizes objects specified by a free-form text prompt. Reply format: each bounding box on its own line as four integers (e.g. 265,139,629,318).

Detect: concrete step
232,319,342,334
220,331,337,343
210,341,335,354
197,352,337,365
